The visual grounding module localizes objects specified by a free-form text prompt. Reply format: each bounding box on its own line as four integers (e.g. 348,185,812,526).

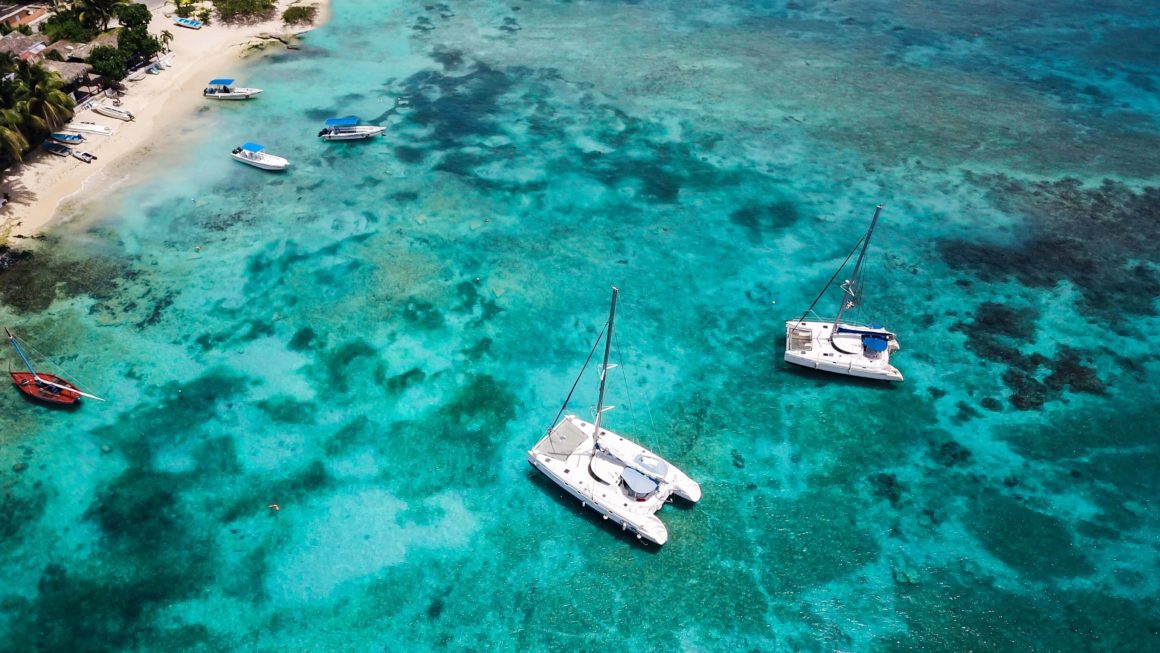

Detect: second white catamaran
528,287,701,546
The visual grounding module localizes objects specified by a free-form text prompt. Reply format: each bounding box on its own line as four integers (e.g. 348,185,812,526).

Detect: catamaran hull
527,416,701,546
527,452,670,545
9,372,81,405
784,320,903,382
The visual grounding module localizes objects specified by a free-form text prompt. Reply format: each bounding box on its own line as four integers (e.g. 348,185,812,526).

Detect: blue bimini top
240,142,264,152
208,79,234,86
324,116,360,126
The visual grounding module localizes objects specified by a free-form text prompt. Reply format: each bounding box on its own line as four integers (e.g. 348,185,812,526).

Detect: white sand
0,1,330,245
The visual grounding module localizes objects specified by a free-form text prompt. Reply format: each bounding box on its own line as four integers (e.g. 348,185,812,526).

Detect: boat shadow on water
524,468,678,553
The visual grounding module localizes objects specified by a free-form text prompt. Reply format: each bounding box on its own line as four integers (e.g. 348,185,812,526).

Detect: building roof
0,32,50,59
40,59,91,85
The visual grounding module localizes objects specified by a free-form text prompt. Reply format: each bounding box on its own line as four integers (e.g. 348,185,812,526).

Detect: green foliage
174,0,195,19
117,26,161,64
0,23,33,36
76,0,132,32
0,54,75,166
87,45,128,80
211,0,276,24
282,5,317,25
43,49,65,62
39,9,97,43
196,8,212,25
115,3,152,29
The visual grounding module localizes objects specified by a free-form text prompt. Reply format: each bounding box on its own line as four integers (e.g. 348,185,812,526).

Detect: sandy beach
0,1,330,245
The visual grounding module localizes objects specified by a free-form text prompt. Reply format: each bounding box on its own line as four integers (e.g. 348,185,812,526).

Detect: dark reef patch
0,241,128,313
954,302,1104,409
940,177,1160,325
730,201,801,242
966,489,1093,580
869,472,903,505
0,486,47,543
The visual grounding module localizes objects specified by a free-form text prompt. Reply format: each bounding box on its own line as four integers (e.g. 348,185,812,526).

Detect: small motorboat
174,16,203,30
159,53,175,69
230,142,289,171
72,150,98,164
65,122,113,136
41,141,72,157
203,79,262,100
93,103,134,121
51,132,85,145
147,63,161,75
318,116,387,141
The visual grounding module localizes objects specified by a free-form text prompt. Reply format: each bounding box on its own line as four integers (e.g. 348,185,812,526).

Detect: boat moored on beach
41,141,71,157
93,103,134,121
64,121,113,136
50,132,84,145
203,79,262,100
317,116,386,141
174,16,203,30
230,142,289,171
72,150,97,164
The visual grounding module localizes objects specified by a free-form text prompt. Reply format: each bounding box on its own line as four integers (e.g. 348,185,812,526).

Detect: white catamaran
527,287,701,545
784,205,902,382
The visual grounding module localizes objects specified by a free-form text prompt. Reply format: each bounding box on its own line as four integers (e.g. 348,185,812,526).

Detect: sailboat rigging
783,205,903,382
527,287,701,545
5,328,104,405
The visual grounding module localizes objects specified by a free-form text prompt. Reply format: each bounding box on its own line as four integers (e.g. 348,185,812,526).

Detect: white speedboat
317,116,386,141
230,142,289,171
784,205,903,382
65,122,113,136
203,78,262,100
93,103,134,121
528,287,701,546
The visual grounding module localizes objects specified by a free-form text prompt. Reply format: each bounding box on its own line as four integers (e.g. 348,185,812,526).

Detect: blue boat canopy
324,116,360,126
862,334,889,352
208,79,234,85
240,142,264,152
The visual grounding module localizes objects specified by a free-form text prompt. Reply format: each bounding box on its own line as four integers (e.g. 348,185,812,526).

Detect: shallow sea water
2,1,1159,650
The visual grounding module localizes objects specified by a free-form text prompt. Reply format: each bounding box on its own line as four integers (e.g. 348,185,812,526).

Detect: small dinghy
51,132,85,145
174,17,202,30
65,122,113,136
230,142,289,171
41,141,72,157
72,150,97,164
93,103,134,121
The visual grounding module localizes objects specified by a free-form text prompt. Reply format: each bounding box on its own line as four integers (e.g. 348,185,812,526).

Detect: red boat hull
9,372,82,405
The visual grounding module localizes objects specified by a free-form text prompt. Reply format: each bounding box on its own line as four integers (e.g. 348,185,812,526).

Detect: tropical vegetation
39,0,133,42
282,5,317,26
0,53,75,166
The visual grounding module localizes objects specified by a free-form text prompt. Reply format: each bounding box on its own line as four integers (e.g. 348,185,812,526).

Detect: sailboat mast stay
831,204,883,334
5,328,40,381
592,286,619,440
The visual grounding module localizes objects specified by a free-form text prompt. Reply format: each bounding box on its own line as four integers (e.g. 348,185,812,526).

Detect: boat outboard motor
318,128,328,137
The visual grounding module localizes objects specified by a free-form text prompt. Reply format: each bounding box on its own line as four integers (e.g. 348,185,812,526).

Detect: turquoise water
2,0,1159,649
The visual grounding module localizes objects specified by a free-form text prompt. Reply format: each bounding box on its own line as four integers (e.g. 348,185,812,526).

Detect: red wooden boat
6,328,103,405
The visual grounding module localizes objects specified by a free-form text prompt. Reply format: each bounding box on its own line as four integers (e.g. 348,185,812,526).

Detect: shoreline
0,1,332,247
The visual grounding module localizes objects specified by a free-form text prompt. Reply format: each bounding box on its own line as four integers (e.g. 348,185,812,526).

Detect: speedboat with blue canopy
527,287,702,546
203,79,262,100
230,142,289,171
317,116,386,141
784,205,903,382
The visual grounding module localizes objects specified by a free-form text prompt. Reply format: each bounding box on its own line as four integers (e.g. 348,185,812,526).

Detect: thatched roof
40,60,92,86
0,31,49,58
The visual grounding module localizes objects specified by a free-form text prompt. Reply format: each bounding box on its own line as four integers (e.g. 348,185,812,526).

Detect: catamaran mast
831,205,883,334
592,286,619,440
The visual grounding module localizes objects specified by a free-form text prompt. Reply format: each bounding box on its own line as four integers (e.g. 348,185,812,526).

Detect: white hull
231,149,289,171
784,320,902,382
93,104,133,121
320,125,386,141
205,87,262,100
528,416,700,545
64,122,112,136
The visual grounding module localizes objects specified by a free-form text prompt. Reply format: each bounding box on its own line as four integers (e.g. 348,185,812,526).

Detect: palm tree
159,30,174,53
14,61,74,140
0,109,31,164
77,0,131,32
